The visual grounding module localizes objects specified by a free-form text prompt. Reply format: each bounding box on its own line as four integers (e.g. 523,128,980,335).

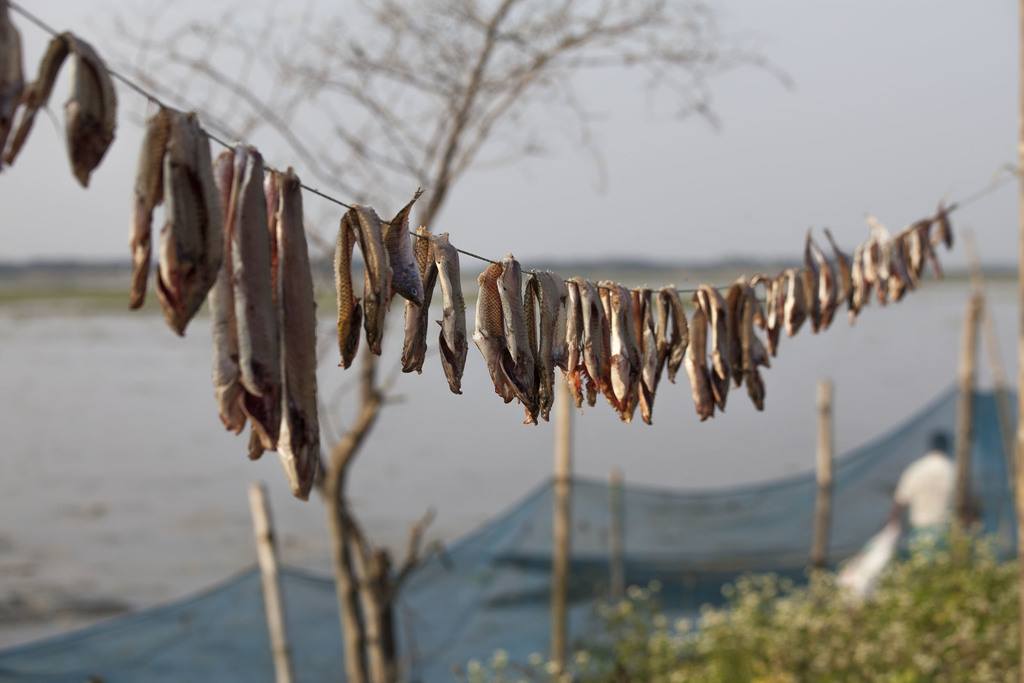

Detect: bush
463,532,1018,683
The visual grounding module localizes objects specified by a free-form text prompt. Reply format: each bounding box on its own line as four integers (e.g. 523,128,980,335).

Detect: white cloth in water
838,519,901,598
893,450,955,528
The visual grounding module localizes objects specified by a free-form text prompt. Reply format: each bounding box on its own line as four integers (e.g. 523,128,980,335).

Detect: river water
0,278,1016,646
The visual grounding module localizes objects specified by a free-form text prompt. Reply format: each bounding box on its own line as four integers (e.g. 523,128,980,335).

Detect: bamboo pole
964,232,1016,480
1016,0,1024,670
810,379,834,570
248,482,295,683
608,467,625,601
954,293,983,527
551,379,573,673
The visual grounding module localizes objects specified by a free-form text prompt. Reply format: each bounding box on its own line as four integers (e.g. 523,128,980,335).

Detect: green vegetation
466,533,1018,683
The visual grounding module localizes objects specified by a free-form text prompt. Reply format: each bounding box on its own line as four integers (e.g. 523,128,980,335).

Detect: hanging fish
823,228,852,320
473,262,532,407
497,255,536,415
684,300,714,422
129,106,172,309
902,220,926,284
6,33,70,166
275,167,320,500
551,277,570,373
933,202,953,250
155,111,223,336
6,32,117,185
354,206,392,354
806,230,837,332
865,215,892,306
657,286,688,384
63,36,116,187
523,271,565,423
740,285,769,411
564,279,585,408
264,172,281,302
724,280,746,388
849,243,871,323
229,145,280,454
433,233,467,395
696,285,730,410
0,2,23,163
633,288,660,425
383,190,425,306
782,268,807,337
208,148,246,434
576,278,608,407
335,209,363,369
755,273,784,357
600,281,640,422
887,236,914,303
401,226,437,374
915,218,944,279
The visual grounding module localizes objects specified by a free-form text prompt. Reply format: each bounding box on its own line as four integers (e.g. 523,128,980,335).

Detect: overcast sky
1,1,1017,269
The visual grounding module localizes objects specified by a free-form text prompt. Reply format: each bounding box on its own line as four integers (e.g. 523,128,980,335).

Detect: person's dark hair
929,431,951,453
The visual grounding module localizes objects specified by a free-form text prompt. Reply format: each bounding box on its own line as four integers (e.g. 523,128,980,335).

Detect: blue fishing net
0,389,1014,682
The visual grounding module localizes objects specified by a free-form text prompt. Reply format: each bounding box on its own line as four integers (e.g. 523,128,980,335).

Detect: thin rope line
6,1,1015,296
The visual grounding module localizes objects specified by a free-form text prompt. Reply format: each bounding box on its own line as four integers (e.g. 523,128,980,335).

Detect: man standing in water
838,431,956,597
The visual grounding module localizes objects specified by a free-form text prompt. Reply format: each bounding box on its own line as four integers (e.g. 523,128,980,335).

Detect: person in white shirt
839,432,955,598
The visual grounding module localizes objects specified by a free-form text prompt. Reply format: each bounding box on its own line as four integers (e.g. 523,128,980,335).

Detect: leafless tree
108,1,775,680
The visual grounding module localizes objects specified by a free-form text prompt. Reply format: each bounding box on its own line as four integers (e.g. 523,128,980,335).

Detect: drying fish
600,281,640,422
902,220,926,284
0,2,23,163
524,271,565,423
473,262,532,407
129,107,172,309
782,268,808,337
805,230,837,333
865,215,893,306
739,285,769,411
264,171,281,304
63,36,117,186
496,255,536,414
355,206,392,354
155,111,222,336
933,203,953,250
6,33,70,166
229,145,280,454
696,285,730,410
633,288,660,425
551,278,570,372
724,280,748,387
849,243,872,323
6,32,117,185
823,228,852,319
433,233,467,395
577,278,608,406
659,286,692,382
564,279,585,407
275,168,320,500
208,148,246,434
684,300,715,421
755,273,784,357
887,236,913,303
401,226,437,374
335,209,363,369
915,218,944,279
383,190,425,306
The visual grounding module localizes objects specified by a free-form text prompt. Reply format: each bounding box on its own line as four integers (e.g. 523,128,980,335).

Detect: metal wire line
7,1,1015,295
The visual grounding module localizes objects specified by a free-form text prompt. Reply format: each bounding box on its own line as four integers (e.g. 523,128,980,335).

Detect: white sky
1,0,1017,268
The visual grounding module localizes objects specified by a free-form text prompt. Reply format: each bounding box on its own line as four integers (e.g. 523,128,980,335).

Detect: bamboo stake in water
954,293,983,527
810,379,834,570
551,379,573,673
248,482,295,683
608,467,625,600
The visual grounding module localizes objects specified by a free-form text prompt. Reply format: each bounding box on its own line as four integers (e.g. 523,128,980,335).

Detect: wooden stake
964,232,1016,479
1016,0,1024,669
954,293,983,527
608,467,625,601
248,482,295,683
551,379,573,672
810,379,834,570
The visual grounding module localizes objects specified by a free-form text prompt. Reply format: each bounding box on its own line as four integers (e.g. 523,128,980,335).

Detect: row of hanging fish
460,204,954,425
0,5,117,185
